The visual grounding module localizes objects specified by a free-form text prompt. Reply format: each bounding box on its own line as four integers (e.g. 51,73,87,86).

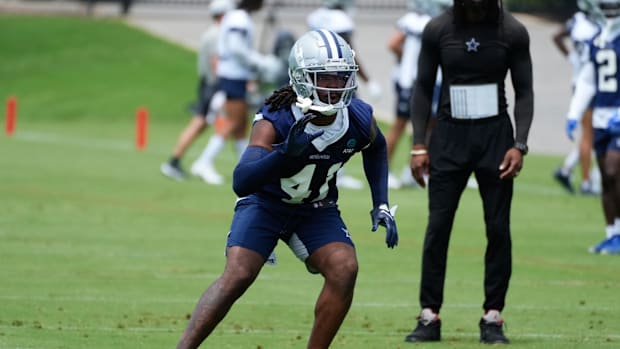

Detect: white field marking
0,294,618,311
0,324,618,341
9,130,567,196
11,130,170,154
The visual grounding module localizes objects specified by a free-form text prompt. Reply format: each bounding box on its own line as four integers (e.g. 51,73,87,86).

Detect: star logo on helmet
465,38,480,52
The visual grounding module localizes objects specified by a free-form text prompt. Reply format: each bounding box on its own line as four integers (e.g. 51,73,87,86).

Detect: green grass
1,119,618,349
1,14,618,349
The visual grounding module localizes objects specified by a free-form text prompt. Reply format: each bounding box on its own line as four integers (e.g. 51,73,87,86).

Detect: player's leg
160,116,207,181
161,79,211,180
172,117,208,160
219,79,250,158
191,89,227,184
579,108,595,193
473,116,514,344
599,141,620,254
386,84,410,189
306,242,357,349
288,207,357,348
176,246,265,349
177,197,281,348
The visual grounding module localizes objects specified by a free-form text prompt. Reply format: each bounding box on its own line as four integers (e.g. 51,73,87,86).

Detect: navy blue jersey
589,33,620,109
253,98,375,204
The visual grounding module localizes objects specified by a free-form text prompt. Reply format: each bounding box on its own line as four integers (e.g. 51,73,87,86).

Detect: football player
566,0,620,254
176,30,398,349
385,0,447,189
406,0,534,344
553,0,602,195
160,0,233,183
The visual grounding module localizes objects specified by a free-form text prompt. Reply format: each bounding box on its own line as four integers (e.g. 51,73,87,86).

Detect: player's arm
387,29,405,59
233,113,323,197
552,25,570,57
232,119,283,197
509,24,534,147
362,118,398,249
411,23,439,147
361,118,388,208
567,61,596,123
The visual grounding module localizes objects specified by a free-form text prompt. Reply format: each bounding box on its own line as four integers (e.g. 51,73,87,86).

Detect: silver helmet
288,30,358,114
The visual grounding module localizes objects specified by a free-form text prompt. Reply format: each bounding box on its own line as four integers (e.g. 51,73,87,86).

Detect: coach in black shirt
405,0,533,344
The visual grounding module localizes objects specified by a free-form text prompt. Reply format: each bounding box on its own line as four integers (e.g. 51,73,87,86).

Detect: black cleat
404,319,441,343
553,168,575,194
479,319,509,344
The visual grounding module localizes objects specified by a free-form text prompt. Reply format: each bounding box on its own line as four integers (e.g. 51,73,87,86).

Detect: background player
565,0,620,254
160,0,233,182
553,0,602,195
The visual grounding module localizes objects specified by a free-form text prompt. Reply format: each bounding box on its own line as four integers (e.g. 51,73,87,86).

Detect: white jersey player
566,0,620,254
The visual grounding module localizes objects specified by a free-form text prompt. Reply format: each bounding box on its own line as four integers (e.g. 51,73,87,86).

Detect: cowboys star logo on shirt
465,38,480,52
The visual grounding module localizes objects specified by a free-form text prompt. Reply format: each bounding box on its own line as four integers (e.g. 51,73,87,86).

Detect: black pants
419,114,514,313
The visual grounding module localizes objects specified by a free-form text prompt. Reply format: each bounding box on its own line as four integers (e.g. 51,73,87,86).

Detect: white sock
605,225,616,239
235,139,248,159
561,148,579,175
612,219,620,238
196,134,225,166
419,308,438,325
482,309,502,323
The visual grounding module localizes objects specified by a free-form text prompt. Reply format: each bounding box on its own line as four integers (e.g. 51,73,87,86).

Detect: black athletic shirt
411,8,534,146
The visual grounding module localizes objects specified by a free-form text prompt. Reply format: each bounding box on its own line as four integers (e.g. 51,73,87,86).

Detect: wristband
410,149,428,156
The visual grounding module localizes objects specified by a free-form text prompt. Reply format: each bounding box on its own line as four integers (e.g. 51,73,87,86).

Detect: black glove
277,113,324,157
370,204,399,249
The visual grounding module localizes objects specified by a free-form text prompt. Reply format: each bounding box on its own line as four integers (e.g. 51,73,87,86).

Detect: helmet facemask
289,30,359,115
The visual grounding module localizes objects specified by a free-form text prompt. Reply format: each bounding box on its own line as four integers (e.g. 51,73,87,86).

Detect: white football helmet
288,29,358,114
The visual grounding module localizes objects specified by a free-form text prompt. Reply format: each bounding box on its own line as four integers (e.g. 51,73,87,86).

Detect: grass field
1,14,619,349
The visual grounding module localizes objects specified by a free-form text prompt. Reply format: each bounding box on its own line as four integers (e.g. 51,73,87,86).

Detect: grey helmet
288,29,358,113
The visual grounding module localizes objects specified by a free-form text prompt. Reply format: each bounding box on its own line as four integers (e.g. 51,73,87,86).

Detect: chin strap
295,96,337,115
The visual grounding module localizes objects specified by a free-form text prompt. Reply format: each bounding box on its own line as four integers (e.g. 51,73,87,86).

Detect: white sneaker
337,173,364,190
191,162,224,185
388,172,402,189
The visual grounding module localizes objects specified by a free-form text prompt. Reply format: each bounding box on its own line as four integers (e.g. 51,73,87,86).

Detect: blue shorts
594,128,620,158
227,195,354,261
394,82,412,120
218,78,247,100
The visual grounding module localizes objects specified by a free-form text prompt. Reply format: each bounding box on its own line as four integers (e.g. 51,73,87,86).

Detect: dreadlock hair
265,85,297,112
453,0,503,25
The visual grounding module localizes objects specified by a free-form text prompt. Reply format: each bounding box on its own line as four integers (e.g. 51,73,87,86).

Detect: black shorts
192,77,218,117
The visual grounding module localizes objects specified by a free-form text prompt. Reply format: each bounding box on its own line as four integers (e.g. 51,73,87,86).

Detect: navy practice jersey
589,33,620,109
253,98,376,205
